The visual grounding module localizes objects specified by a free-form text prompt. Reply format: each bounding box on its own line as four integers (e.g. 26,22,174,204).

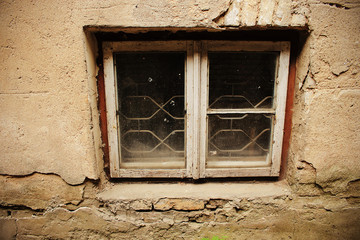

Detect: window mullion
199,40,208,178
186,41,195,178
187,41,201,179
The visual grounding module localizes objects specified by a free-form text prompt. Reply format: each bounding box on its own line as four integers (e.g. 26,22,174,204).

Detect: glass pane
115,52,185,169
207,114,273,168
209,52,278,109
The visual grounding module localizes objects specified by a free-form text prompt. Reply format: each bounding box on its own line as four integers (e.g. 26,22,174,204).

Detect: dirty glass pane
207,114,273,167
209,52,278,109
115,52,185,169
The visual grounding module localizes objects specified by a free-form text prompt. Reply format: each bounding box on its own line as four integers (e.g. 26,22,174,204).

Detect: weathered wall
1,0,360,239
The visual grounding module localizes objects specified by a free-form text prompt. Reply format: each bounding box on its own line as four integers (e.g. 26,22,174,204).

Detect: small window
103,41,290,179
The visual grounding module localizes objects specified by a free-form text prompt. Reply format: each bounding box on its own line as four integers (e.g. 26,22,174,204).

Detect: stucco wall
0,0,359,239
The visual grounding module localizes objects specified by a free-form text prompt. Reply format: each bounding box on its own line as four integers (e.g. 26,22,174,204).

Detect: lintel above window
103,40,290,179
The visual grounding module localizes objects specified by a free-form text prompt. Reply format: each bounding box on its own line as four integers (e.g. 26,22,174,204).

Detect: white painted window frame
103,40,290,179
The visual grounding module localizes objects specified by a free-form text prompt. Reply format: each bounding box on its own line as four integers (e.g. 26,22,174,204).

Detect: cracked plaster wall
0,0,360,239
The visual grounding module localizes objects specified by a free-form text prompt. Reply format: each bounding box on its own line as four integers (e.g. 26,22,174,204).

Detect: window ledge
97,181,291,201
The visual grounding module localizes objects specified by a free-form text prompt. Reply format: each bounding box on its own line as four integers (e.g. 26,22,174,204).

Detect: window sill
97,181,291,201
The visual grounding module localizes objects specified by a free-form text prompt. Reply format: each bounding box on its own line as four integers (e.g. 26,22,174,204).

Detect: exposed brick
154,199,205,211
205,199,227,209
130,200,152,211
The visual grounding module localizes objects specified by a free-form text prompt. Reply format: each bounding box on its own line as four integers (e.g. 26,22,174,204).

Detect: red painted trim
279,40,297,180
97,61,110,177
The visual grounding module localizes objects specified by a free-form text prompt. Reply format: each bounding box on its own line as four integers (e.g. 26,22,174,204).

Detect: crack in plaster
320,1,351,9
0,204,45,214
212,8,229,25
299,160,316,170
0,171,82,186
299,65,311,90
0,170,99,186
298,161,341,197
212,0,233,25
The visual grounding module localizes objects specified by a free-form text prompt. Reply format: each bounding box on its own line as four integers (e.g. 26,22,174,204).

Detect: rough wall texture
0,0,360,239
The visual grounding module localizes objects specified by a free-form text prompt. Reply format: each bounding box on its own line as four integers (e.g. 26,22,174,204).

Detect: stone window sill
97,181,291,201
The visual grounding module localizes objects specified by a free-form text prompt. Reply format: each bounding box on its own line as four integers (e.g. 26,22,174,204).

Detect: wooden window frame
103,40,290,179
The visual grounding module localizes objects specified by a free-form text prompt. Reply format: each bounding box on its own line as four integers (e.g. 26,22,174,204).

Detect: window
103,41,290,179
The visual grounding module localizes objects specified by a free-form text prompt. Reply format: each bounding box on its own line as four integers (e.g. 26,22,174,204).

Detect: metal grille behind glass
207,52,278,168
115,52,185,169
